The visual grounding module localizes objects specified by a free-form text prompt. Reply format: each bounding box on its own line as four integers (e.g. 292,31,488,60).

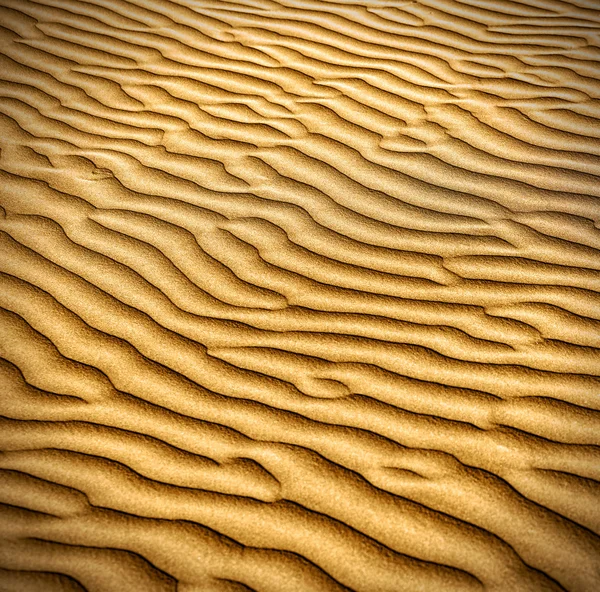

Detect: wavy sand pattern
1,0,600,590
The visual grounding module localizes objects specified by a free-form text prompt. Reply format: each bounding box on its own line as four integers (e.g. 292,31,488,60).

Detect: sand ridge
0,0,599,590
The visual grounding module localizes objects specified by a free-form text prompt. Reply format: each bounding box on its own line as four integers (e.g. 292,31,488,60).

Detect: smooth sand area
0,0,599,590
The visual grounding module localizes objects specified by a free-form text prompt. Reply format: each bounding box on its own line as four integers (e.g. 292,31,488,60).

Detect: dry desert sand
1,0,600,590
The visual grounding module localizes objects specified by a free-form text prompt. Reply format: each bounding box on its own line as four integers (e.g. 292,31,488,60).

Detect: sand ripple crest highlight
0,0,599,590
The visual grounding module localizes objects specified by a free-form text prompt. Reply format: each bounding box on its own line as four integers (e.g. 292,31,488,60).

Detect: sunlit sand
1,0,599,590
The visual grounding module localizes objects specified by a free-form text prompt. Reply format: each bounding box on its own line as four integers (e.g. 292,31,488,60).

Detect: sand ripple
1,0,599,590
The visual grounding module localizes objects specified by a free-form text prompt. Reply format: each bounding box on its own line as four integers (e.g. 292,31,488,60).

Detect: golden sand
0,0,599,590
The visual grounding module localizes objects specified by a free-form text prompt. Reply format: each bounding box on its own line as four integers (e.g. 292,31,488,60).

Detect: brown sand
0,0,600,590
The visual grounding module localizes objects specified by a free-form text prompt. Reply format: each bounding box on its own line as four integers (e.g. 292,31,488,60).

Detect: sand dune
0,0,599,590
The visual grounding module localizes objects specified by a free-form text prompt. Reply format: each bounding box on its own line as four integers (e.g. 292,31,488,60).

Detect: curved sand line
0,0,599,590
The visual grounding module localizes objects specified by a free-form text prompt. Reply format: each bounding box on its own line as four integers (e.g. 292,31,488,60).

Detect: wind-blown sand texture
1,0,600,590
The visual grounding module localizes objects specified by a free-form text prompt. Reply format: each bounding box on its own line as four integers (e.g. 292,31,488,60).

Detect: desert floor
0,0,599,590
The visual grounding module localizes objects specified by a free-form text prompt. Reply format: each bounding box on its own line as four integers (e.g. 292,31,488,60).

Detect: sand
0,0,599,590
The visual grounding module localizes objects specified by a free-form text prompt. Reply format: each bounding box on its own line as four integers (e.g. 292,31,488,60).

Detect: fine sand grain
1,0,600,590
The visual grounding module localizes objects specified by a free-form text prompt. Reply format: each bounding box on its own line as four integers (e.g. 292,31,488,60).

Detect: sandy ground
0,0,599,590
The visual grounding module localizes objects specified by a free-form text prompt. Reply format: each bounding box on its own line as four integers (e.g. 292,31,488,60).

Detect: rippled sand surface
1,0,600,590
